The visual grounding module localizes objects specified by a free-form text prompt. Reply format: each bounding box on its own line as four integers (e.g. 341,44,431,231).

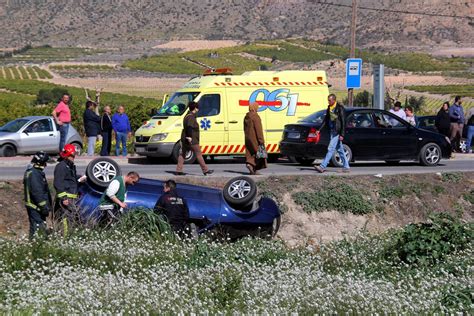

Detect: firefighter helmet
31,151,50,165
60,144,77,158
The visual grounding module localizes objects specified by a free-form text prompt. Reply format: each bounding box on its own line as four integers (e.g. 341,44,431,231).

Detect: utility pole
348,0,358,107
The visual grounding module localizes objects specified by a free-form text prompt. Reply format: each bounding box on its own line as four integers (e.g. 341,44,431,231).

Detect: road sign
346,58,362,89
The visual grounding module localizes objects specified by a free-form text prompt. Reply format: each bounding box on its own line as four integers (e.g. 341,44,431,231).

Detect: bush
36,87,70,105
293,183,373,215
387,213,473,265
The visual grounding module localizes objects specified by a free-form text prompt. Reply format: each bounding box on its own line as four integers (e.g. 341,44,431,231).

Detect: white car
0,116,83,157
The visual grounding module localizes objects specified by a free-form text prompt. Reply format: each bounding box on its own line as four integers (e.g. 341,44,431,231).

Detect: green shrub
441,172,463,183
387,213,473,265
463,190,474,204
293,183,373,215
115,208,174,240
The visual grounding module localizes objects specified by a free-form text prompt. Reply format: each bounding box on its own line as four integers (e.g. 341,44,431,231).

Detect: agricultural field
406,85,474,98
0,66,52,80
125,39,473,75
288,39,473,73
123,41,334,75
0,46,106,63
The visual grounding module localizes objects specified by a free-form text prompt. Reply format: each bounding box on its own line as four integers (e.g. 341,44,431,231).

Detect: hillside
0,0,472,49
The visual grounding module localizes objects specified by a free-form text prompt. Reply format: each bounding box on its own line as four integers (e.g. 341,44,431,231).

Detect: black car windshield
300,110,326,125
0,118,30,133
154,92,200,116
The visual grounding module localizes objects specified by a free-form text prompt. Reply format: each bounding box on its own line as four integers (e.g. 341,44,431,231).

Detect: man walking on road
314,94,350,173
449,96,465,152
112,105,132,157
52,94,71,152
24,151,52,239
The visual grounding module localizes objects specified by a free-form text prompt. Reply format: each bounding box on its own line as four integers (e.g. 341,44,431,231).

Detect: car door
372,111,418,159
20,118,58,154
344,111,378,159
196,93,227,155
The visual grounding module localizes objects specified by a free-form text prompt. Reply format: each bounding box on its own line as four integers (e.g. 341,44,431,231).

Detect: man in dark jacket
53,144,87,222
100,105,113,156
314,94,350,173
175,101,213,176
154,179,190,237
83,101,101,156
24,151,52,239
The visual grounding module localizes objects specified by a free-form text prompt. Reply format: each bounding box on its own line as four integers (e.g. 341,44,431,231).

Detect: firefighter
153,179,190,238
24,151,52,239
53,144,86,222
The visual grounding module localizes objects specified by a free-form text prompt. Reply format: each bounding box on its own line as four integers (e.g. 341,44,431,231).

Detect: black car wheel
419,143,441,166
171,142,196,164
86,157,122,190
0,144,16,157
223,176,258,208
331,144,352,167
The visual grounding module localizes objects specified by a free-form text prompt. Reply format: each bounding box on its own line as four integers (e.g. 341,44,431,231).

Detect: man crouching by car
154,180,191,238
98,171,140,223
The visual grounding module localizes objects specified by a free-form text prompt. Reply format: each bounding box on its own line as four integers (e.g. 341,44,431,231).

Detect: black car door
372,111,418,159
344,111,378,159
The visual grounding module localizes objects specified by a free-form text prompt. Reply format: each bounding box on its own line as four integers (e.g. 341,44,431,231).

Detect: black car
280,108,452,166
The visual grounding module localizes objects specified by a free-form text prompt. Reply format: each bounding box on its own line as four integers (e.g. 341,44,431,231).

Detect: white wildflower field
0,215,472,314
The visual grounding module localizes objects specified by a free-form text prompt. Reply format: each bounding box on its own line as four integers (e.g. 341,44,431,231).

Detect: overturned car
78,158,281,238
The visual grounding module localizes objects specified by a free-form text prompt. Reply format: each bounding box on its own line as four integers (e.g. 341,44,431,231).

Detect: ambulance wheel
86,157,122,190
171,142,196,164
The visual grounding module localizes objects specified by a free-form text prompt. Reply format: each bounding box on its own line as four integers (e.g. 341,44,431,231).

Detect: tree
407,96,425,113
36,87,70,105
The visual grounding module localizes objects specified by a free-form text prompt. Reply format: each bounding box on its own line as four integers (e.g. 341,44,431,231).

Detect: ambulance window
197,94,220,117
156,92,199,116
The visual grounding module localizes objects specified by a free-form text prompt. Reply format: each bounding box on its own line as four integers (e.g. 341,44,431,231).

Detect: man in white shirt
389,101,407,121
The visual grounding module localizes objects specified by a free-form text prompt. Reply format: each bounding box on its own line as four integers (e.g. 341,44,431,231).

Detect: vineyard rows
0,66,52,80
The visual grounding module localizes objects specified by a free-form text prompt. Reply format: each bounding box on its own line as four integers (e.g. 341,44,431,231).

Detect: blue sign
346,58,362,89
200,118,211,131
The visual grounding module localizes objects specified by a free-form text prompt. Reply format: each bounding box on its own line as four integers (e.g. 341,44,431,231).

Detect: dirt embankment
1,173,473,244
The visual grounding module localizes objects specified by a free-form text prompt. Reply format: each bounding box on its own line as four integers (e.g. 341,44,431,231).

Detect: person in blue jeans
314,94,350,173
465,106,474,153
112,105,132,157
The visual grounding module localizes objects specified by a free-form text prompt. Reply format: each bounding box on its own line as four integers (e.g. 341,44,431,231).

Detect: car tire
71,142,83,156
171,142,196,164
85,157,122,190
223,176,258,208
331,144,352,167
419,143,441,166
385,160,400,165
258,216,281,239
0,144,16,157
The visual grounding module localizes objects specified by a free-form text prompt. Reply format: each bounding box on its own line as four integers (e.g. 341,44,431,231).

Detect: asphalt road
0,156,473,180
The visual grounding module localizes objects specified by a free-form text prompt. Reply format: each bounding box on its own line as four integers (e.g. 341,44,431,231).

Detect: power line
312,0,474,19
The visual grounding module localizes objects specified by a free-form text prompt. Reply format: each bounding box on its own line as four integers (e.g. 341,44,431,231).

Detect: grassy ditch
0,213,472,314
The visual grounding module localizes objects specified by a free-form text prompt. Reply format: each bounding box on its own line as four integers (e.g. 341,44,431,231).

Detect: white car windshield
0,118,30,133
155,92,200,116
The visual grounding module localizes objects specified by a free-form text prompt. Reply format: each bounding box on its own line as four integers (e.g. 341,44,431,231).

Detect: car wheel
223,176,258,208
0,144,17,157
419,143,441,166
385,160,400,165
459,139,467,153
258,216,281,239
85,157,122,190
331,144,352,167
71,142,82,156
171,142,196,164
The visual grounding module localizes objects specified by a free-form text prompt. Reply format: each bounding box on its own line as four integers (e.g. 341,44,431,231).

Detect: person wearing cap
175,101,213,176
24,151,52,239
53,144,87,221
